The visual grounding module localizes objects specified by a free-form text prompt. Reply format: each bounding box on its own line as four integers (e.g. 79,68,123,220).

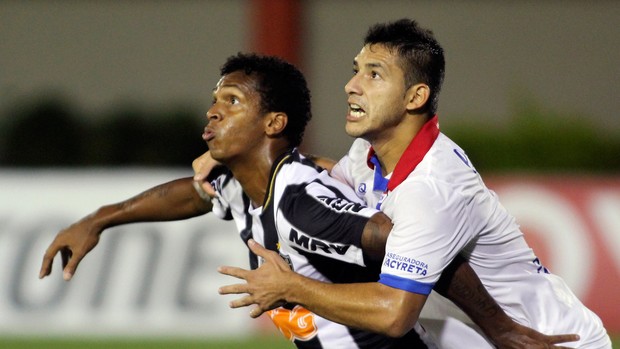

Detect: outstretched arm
39,177,212,281
219,239,425,337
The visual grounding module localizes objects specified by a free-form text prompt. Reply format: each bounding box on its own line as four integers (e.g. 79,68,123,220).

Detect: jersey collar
367,115,440,192
262,148,295,209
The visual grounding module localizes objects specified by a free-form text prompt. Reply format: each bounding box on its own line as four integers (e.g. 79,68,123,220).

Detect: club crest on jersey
357,183,367,194
280,253,294,271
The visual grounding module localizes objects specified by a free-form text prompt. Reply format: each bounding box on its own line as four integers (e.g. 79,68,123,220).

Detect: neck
369,115,427,175
225,142,292,207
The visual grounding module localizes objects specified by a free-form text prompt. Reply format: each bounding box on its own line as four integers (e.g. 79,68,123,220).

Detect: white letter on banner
589,192,620,272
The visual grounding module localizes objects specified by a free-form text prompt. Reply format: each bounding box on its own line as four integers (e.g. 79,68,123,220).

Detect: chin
209,148,226,162
345,124,365,138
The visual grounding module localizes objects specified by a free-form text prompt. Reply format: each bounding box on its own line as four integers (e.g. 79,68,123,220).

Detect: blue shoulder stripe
378,273,434,295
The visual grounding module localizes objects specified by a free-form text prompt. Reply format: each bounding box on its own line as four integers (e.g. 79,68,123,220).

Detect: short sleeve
379,180,474,294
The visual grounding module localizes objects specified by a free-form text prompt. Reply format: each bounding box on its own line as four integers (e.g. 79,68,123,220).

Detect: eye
230,96,239,104
352,68,359,76
370,71,380,79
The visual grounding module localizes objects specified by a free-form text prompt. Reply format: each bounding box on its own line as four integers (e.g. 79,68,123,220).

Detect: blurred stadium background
1,1,619,347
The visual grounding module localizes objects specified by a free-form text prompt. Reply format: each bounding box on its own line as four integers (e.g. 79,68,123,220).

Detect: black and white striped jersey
209,149,432,349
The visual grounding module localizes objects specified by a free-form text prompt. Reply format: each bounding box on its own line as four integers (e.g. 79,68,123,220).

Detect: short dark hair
364,19,445,115
220,53,312,148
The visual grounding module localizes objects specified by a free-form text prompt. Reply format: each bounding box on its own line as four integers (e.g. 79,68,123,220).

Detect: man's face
203,71,265,163
344,44,409,142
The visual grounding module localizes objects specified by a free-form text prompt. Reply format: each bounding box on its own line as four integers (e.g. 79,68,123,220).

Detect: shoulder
411,133,480,184
332,139,372,181
347,138,371,161
212,171,242,204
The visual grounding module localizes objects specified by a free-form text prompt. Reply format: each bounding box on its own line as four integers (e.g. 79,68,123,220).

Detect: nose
344,73,360,95
206,105,221,122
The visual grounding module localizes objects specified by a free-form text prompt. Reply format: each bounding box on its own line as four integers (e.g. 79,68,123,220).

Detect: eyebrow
212,84,242,93
365,62,383,69
353,60,383,70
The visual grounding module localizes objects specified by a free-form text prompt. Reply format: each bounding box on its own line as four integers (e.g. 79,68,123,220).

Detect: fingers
62,250,85,281
200,181,217,197
247,239,271,258
228,294,256,309
192,180,215,200
218,265,250,280
191,153,209,181
219,292,266,318
547,333,580,345
249,306,265,318
193,169,209,183
192,151,217,182
218,281,250,296
39,248,57,279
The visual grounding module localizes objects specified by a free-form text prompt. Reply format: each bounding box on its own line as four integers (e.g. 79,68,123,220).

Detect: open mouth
348,103,366,119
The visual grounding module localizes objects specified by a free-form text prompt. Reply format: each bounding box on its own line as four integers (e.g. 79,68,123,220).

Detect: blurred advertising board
485,175,620,332
0,169,254,338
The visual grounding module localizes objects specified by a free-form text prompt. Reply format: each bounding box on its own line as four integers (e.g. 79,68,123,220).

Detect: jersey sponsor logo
317,197,364,213
268,305,318,342
289,229,352,255
384,252,428,276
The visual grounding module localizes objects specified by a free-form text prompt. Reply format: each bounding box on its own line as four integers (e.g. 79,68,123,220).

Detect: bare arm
353,212,580,346
219,239,424,337
39,177,212,281
434,255,579,348
219,240,580,348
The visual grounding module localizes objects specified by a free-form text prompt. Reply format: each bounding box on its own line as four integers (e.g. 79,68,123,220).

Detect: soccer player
40,53,577,349
216,19,612,348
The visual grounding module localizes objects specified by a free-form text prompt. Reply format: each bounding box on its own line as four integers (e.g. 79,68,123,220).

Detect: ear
264,112,288,137
405,83,430,112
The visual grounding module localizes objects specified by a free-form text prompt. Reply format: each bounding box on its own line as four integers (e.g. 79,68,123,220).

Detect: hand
192,151,220,197
492,321,579,349
39,217,102,281
218,239,292,318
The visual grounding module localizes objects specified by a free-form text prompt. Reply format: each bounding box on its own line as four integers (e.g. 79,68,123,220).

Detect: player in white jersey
217,19,611,348
330,134,610,348
41,52,556,349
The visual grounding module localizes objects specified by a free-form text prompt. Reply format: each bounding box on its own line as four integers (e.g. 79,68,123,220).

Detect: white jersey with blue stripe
331,137,611,348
